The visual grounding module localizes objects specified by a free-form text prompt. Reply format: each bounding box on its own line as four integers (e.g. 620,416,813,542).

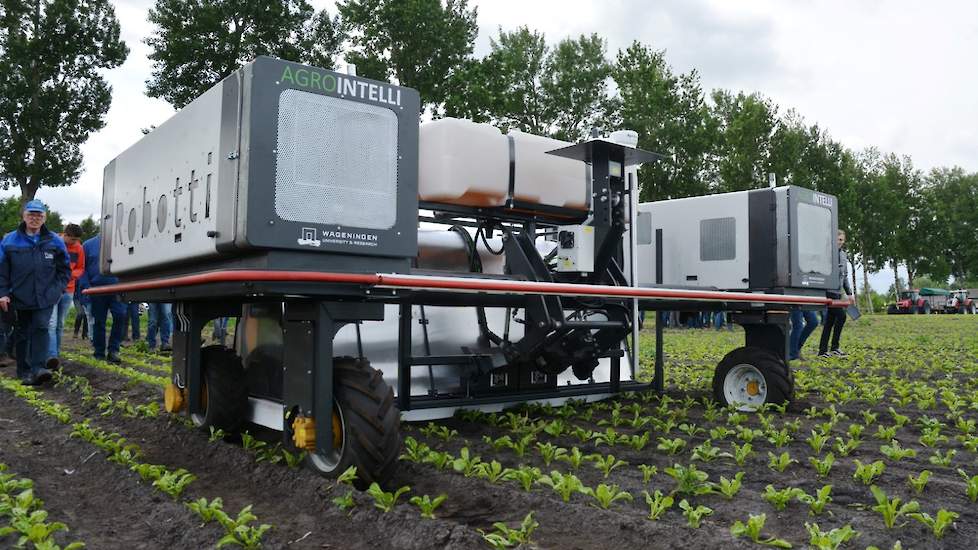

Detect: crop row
0,463,85,550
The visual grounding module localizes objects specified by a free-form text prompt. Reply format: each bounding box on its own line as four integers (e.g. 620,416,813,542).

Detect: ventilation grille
700,217,736,261
275,89,398,230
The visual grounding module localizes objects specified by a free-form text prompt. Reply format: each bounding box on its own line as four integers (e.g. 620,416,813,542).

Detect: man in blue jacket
79,233,125,363
0,200,70,384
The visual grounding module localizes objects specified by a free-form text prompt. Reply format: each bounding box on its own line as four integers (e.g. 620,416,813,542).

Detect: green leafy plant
853,460,886,485
641,489,674,520
592,454,627,478
638,464,658,484
479,512,538,550
656,437,686,455
422,450,454,470
729,442,753,466
366,482,411,513
214,505,272,549
870,485,919,528
409,494,447,519
907,470,932,494
691,440,722,462
399,436,431,462
833,436,861,456
874,424,898,441
535,442,566,466
928,449,956,467
187,497,225,522
678,499,712,528
503,465,542,491
536,471,587,502
809,453,835,478
767,451,797,473
475,460,513,484
797,485,833,516
763,485,803,511
712,472,744,500
419,422,457,441
880,439,916,461
556,446,586,470
152,468,196,499
908,509,958,539
451,447,482,477
664,463,712,496
767,429,793,448
956,469,978,502
805,522,857,550
730,513,792,548
583,483,633,509
807,430,830,454
240,432,266,452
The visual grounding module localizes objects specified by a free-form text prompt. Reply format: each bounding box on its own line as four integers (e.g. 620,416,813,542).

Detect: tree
444,27,612,142
0,0,128,202
78,214,99,241
145,0,343,108
339,0,478,112
710,90,778,192
919,167,978,280
611,42,715,201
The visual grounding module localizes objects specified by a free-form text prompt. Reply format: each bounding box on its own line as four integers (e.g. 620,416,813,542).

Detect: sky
6,0,977,293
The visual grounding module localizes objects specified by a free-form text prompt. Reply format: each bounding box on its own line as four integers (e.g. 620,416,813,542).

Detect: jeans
14,307,53,379
0,310,14,356
91,293,126,358
212,317,229,345
74,305,88,339
146,303,173,349
789,309,819,359
818,307,847,354
83,303,94,342
47,293,73,358
124,302,140,340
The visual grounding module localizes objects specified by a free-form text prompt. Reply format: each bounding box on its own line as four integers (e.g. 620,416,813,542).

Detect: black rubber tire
190,345,248,434
886,305,897,315
305,357,400,490
712,346,793,410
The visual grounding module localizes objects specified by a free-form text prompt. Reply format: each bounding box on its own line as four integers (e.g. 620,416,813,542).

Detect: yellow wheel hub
163,383,186,413
291,409,343,452
746,380,760,396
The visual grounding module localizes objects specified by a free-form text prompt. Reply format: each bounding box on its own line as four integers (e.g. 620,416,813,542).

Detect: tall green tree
920,167,978,280
444,27,611,142
0,0,128,202
339,0,477,112
145,0,343,108
0,196,61,232
611,42,715,201
710,90,778,192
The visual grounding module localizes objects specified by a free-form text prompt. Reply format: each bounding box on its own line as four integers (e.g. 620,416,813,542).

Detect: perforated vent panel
275,89,398,230
700,217,736,261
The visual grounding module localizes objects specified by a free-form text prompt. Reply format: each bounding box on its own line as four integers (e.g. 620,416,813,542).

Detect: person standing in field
80,233,125,364
818,229,852,357
47,223,85,369
0,200,70,384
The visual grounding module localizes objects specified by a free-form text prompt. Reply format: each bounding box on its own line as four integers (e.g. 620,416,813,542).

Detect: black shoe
160,345,172,353
29,368,52,385
46,357,61,371
93,354,106,361
107,353,122,364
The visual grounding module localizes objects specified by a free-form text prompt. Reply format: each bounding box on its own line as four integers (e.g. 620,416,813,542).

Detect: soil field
2,314,978,549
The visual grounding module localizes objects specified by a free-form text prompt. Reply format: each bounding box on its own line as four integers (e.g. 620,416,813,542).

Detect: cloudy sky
7,0,976,292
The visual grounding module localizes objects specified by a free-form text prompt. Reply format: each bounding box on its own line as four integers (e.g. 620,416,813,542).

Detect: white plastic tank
418,118,509,207
510,130,588,211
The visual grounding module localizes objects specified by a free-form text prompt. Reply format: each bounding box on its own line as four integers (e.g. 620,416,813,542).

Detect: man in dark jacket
0,200,70,384
818,229,853,357
79,234,125,363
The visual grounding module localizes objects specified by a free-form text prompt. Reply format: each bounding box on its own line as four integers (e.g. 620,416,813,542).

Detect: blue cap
24,199,47,213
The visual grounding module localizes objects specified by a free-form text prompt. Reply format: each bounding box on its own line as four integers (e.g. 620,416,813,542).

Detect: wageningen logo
813,193,833,208
279,66,402,107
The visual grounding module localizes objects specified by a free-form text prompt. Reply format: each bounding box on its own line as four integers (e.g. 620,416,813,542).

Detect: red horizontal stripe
85,270,849,307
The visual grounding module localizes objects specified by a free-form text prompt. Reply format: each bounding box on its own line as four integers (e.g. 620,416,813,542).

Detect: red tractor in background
944,289,978,314
887,288,949,314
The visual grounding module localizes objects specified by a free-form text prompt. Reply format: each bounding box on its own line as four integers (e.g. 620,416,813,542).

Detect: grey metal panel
99,160,116,273
774,187,790,287
215,71,242,252
102,80,226,275
242,57,419,260
636,211,652,245
787,185,838,290
699,217,736,261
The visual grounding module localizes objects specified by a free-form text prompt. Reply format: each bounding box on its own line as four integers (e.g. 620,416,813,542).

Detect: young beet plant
908,509,959,540
536,471,587,502
583,484,633,510
713,472,744,500
763,485,803,511
678,499,712,528
730,513,792,548
870,485,919,528
409,494,447,519
642,490,674,521
907,470,932,494
767,451,797,473
809,453,835,478
805,523,857,550
479,512,538,550
366,482,411,513
853,460,886,485
797,485,833,516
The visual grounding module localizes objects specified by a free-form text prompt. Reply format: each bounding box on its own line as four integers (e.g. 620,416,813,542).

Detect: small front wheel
303,357,400,489
190,346,248,434
712,347,793,412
